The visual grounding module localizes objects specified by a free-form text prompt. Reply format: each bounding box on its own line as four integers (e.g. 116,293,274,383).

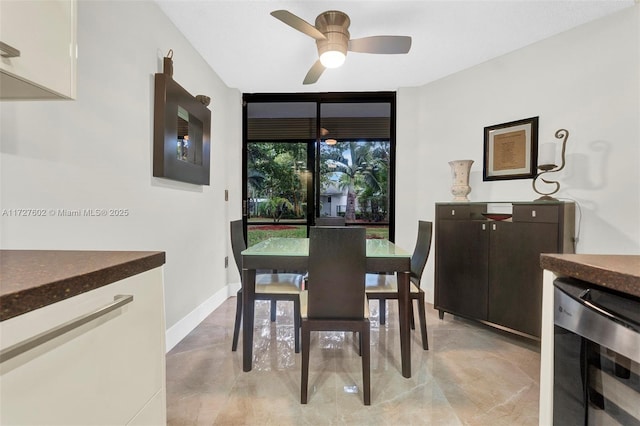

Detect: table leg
397,271,411,378
242,268,256,372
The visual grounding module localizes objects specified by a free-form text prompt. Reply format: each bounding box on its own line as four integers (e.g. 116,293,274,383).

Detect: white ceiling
155,0,635,94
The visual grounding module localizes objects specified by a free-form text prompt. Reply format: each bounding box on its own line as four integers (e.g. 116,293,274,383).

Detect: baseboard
165,281,241,352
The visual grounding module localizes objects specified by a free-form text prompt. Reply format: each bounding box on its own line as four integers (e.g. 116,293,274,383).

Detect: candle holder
532,129,569,201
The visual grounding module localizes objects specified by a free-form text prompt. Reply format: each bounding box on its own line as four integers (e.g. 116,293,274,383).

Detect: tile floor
166,297,541,425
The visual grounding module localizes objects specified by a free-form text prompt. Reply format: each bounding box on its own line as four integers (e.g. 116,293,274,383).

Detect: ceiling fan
271,10,412,85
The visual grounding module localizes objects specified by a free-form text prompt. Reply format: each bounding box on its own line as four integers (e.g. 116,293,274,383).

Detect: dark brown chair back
315,216,346,226
307,226,366,319
410,220,433,284
230,219,246,277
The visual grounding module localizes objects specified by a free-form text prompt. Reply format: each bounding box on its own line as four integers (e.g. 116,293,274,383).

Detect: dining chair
365,220,432,350
301,226,370,405
230,219,305,353
314,216,346,226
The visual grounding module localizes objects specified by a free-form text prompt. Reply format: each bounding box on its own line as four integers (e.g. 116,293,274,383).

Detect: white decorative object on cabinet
0,268,167,425
448,159,474,202
0,0,77,99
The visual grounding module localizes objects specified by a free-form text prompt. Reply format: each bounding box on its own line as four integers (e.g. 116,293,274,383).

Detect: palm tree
261,197,294,222
322,141,384,221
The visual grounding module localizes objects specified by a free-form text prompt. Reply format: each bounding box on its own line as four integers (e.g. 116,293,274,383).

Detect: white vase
449,160,474,202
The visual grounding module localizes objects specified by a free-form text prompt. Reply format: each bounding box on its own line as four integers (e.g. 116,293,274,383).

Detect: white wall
397,5,640,302
0,0,242,347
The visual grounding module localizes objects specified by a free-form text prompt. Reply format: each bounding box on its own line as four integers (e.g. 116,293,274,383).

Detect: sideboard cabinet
434,202,575,338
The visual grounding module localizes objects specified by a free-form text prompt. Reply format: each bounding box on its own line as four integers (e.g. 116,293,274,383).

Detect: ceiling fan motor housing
315,10,350,62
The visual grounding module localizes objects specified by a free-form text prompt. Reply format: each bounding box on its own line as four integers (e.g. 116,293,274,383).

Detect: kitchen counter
538,253,640,426
540,253,640,297
0,250,166,321
1,249,167,424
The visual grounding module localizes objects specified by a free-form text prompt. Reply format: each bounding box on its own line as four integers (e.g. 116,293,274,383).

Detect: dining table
241,237,414,378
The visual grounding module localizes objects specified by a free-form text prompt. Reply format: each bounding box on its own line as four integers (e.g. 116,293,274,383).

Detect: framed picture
483,116,538,181
153,73,211,185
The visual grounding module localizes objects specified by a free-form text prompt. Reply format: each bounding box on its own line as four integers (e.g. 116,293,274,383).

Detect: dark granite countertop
0,250,166,321
540,254,640,298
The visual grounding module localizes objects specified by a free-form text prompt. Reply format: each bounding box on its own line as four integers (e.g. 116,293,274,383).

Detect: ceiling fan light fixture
271,9,411,84
317,24,349,69
320,50,345,68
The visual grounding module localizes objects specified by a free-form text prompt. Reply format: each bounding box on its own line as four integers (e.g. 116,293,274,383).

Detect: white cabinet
0,268,167,425
0,0,77,99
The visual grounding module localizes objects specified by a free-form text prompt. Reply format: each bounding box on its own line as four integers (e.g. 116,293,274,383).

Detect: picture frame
153,73,211,185
483,116,538,181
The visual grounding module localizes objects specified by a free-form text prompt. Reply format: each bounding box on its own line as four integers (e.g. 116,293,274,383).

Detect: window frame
242,92,397,242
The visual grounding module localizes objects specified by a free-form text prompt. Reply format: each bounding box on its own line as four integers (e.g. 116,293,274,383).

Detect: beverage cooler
553,277,640,426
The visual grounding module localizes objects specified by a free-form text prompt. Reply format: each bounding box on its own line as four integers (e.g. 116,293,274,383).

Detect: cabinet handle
482,223,486,230
0,294,133,363
451,209,455,216
532,210,537,218
492,223,497,231
0,41,21,58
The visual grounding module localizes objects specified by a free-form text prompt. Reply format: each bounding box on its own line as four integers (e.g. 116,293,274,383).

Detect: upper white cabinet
0,0,77,100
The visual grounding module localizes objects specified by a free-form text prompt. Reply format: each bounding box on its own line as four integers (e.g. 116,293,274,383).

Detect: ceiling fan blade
303,60,325,85
348,36,412,54
271,10,326,41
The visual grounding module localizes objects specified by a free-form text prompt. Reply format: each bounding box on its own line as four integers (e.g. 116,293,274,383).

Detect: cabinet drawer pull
482,223,486,231
0,294,133,363
0,41,21,58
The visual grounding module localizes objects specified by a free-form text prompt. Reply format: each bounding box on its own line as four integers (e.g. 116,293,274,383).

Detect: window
243,93,396,245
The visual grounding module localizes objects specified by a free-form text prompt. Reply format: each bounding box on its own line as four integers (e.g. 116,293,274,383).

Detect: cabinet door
0,0,76,99
436,220,489,320
488,221,558,337
0,268,166,425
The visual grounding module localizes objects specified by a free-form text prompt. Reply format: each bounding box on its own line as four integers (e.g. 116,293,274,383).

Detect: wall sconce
532,129,569,201
154,49,211,185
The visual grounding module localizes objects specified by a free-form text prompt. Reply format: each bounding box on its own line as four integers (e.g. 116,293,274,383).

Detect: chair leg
417,294,429,350
410,302,415,330
270,300,277,322
293,299,301,353
232,291,243,351
379,298,386,325
301,321,310,404
362,321,371,405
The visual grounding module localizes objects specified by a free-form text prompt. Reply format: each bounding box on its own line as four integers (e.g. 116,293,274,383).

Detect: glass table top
242,237,309,256
242,237,410,258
